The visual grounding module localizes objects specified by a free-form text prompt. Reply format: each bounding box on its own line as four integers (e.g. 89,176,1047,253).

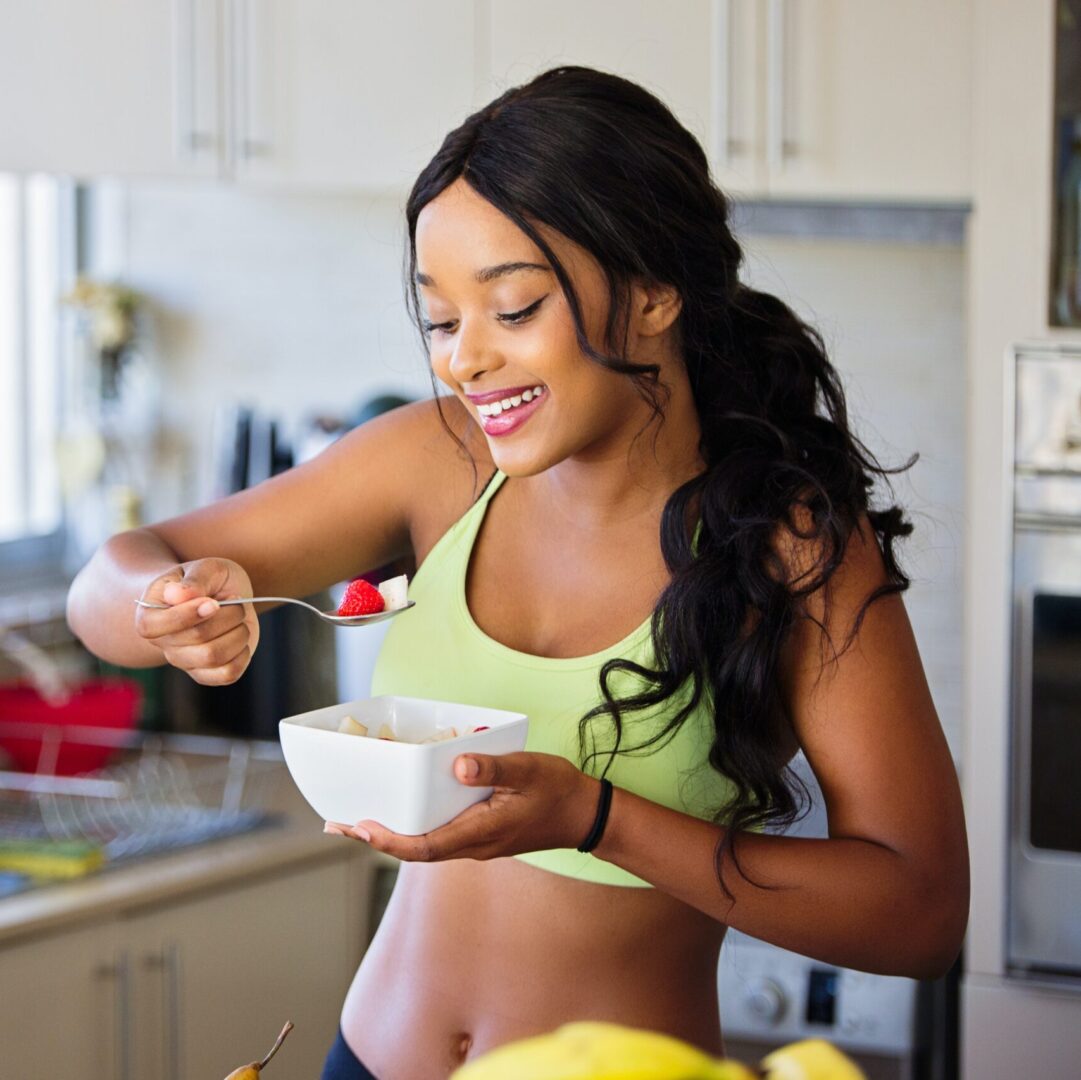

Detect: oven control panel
718,930,918,1055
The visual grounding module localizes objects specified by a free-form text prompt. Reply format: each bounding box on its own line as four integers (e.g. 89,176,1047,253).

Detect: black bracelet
576,778,614,853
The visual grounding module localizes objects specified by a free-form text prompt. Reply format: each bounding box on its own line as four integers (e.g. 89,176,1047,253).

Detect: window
0,174,75,549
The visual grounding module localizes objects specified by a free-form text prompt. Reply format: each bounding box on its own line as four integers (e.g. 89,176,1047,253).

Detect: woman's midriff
339,855,729,1080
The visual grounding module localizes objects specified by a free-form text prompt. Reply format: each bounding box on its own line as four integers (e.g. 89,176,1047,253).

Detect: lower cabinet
0,917,124,1077
0,849,373,1079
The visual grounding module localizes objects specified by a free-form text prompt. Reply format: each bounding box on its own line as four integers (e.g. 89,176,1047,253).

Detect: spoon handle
134,596,317,611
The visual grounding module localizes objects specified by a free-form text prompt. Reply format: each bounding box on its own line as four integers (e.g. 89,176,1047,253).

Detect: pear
224,1021,294,1080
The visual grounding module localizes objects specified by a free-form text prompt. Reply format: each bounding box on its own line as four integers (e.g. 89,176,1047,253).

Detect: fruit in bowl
278,695,528,834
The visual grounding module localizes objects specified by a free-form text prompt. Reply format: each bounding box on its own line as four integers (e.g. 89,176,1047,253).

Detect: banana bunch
449,1022,866,1080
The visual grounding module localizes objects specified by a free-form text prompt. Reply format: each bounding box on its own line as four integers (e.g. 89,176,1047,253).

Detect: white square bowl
278,695,529,835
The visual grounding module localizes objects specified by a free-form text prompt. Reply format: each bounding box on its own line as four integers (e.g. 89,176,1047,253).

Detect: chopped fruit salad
336,715,490,744
336,573,410,618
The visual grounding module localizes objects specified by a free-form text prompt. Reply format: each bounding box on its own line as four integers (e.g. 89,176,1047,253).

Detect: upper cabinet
0,0,476,191
1,0,970,202
0,0,222,180
229,0,476,191
751,0,972,202
483,0,972,204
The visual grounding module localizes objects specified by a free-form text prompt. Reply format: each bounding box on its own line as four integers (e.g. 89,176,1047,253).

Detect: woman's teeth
476,386,546,417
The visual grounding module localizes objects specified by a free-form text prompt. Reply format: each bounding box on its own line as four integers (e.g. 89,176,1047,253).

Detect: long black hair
402,65,916,899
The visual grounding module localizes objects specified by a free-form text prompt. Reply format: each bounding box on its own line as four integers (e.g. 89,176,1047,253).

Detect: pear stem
258,1022,294,1070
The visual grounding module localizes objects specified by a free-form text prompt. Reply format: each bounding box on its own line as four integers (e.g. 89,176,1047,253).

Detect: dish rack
0,723,286,890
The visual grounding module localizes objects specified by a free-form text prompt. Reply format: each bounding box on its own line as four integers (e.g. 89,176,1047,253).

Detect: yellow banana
450,1020,756,1080
760,1038,867,1080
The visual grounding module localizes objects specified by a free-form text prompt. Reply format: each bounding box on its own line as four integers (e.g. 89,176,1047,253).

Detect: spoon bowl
134,596,415,627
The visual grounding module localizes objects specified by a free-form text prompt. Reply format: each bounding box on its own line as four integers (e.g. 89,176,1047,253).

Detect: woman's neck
535,368,705,532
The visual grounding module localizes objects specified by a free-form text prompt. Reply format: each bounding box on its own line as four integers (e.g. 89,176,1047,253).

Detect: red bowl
0,680,142,775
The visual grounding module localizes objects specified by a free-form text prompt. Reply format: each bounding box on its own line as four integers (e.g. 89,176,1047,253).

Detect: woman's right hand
134,558,261,685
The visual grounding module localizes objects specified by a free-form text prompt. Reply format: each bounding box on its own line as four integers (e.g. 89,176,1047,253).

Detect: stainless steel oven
1007,342,1081,983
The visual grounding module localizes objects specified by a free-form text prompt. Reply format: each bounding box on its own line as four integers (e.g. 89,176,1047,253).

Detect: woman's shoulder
360,394,497,552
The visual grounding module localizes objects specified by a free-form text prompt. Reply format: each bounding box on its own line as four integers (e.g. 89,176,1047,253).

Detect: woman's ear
634,281,682,337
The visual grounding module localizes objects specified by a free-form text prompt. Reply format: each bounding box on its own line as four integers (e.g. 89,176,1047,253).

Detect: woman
67,66,969,1080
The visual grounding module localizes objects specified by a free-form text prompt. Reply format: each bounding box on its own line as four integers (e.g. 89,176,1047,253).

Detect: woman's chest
464,505,669,660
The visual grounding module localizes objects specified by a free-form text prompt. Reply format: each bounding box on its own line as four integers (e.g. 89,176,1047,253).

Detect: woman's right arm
67,397,483,682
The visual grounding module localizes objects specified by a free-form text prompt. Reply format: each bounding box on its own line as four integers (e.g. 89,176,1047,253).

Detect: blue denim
320,1027,380,1080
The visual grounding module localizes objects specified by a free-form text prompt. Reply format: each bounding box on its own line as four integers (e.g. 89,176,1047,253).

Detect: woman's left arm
591,510,970,981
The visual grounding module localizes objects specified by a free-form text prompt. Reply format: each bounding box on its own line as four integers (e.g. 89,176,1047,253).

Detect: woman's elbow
911,872,969,981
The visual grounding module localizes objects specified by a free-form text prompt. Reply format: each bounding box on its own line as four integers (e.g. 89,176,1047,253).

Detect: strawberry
337,578,385,617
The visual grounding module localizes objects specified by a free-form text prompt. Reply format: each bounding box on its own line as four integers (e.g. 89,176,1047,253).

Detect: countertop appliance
1007,342,1081,981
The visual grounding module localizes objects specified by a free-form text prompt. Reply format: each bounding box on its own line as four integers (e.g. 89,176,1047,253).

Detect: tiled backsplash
88,181,966,761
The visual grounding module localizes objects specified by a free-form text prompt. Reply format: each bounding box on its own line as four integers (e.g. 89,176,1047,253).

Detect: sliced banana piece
337,715,369,737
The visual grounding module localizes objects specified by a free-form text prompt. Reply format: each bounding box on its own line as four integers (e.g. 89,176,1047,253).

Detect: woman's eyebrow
415,262,552,287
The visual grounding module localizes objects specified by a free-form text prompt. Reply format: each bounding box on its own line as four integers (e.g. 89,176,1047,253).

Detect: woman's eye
497,296,546,324
422,296,546,336
422,320,454,335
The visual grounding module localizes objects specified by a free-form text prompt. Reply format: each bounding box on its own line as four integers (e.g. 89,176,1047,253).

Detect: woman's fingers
324,801,497,862
184,645,252,687
135,558,258,685
162,622,251,675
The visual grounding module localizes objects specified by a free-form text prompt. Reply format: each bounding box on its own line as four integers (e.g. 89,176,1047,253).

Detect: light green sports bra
370,469,742,887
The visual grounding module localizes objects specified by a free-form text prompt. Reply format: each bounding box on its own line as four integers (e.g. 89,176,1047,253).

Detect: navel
454,1031,474,1063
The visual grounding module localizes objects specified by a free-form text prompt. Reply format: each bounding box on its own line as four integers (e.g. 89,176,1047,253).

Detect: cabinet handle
714,0,742,167
234,0,273,162
766,0,794,170
144,946,182,1080
95,951,132,1080
174,0,217,158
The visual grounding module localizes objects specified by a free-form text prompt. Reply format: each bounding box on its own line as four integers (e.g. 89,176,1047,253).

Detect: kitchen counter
0,760,390,945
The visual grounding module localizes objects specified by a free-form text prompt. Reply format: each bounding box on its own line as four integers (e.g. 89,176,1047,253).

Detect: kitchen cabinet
0,918,123,1077
483,0,971,203
0,0,477,191
0,850,372,1079
231,0,477,191
0,0,222,180
753,0,972,201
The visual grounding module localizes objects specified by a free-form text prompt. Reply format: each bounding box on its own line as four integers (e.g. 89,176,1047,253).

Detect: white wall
741,234,967,761
94,181,966,757
85,180,435,512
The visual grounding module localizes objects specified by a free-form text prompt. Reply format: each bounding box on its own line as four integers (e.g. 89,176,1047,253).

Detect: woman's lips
477,390,546,437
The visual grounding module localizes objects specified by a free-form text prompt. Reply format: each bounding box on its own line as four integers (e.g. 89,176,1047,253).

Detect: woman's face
414,177,665,478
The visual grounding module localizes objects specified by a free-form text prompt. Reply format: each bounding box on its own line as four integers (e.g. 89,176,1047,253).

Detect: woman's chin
486,439,558,478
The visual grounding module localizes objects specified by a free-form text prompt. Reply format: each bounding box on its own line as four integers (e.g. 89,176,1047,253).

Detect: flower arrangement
61,276,145,399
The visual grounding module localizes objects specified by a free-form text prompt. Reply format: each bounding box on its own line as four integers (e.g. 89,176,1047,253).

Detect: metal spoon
134,596,415,627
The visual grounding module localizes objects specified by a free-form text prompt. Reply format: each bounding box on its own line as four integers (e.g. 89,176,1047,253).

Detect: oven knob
743,977,787,1024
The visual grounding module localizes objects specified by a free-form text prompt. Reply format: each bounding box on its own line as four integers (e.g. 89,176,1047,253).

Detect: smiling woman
66,65,969,1080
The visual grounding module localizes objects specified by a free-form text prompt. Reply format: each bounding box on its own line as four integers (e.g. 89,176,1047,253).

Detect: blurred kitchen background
0,1,1078,1078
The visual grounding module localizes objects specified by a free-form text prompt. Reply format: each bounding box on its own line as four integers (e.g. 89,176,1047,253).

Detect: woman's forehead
416,183,540,271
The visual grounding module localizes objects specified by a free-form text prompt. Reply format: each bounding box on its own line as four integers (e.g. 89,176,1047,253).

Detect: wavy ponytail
404,65,916,899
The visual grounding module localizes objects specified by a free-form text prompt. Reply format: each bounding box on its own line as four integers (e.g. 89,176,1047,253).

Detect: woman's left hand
323,751,599,861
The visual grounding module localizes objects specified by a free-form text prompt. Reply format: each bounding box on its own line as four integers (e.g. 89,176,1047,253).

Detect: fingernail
197,601,217,618
324,823,344,835
460,757,479,779
352,826,371,842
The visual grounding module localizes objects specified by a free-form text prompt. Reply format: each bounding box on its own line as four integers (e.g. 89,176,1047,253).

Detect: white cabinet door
231,0,477,192
483,1,736,188
762,0,971,201
0,919,124,1079
125,855,369,1079
0,0,222,179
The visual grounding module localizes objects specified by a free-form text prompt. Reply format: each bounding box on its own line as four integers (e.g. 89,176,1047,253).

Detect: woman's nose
447,323,503,385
